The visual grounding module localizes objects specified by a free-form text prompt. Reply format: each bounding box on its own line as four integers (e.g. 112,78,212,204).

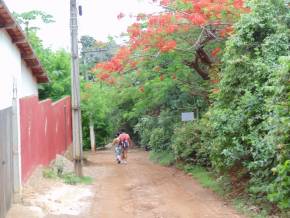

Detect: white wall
0,29,21,110
0,28,39,190
0,29,38,110
20,60,38,98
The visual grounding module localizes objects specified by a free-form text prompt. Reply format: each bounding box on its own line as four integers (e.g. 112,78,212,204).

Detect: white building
0,1,48,110
0,0,48,213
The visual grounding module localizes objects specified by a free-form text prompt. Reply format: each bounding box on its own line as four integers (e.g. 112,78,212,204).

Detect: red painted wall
20,96,72,183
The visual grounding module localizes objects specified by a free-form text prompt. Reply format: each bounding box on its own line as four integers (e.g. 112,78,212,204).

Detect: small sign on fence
181,112,194,121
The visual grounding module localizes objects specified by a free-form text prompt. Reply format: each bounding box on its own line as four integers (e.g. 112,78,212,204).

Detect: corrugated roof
0,0,49,83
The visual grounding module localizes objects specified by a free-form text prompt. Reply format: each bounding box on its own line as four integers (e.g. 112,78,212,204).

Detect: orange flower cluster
127,23,142,39
96,47,131,73
96,72,117,85
211,47,221,57
157,40,177,52
94,0,249,84
94,47,132,84
160,0,170,6
124,0,249,55
177,0,249,27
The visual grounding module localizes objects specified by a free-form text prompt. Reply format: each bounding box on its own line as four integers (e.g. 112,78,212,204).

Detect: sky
6,0,160,50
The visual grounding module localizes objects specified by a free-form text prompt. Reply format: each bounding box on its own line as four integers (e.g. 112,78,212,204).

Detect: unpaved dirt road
8,149,246,218
83,149,245,218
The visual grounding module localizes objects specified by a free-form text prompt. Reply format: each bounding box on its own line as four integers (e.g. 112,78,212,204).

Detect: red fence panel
20,96,72,183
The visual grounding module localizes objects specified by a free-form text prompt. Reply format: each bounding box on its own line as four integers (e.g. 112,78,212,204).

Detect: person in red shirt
118,131,131,163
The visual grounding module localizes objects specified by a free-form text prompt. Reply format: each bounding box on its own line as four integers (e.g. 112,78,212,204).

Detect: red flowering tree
93,0,249,85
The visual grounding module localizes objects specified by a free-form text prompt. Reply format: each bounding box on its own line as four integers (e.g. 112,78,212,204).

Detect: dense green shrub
171,119,211,166
149,127,169,151
209,0,290,207
135,110,179,150
81,83,114,149
267,160,290,209
83,0,289,212
264,56,290,209
171,123,197,161
149,150,175,166
134,116,157,149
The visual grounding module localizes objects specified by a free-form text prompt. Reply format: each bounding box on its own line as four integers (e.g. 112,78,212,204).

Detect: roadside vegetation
90,1,289,216
15,0,289,216
42,168,93,185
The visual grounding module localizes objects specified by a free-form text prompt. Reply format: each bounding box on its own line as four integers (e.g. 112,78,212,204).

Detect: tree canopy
16,1,289,214
84,0,289,213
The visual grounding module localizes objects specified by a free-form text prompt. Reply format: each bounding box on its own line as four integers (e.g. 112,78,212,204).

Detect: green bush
171,119,211,166
149,127,170,152
42,168,93,186
208,0,290,209
81,83,114,149
62,173,94,185
134,116,157,148
88,0,289,213
134,110,178,151
267,160,290,209
149,150,175,166
42,168,57,179
183,164,224,195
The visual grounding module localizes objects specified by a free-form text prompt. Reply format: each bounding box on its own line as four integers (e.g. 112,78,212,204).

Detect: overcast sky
6,0,160,50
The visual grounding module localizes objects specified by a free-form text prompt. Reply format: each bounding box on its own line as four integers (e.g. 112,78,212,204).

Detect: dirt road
84,149,244,218
7,149,246,218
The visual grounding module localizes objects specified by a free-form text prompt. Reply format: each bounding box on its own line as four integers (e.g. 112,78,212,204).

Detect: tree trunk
185,57,210,80
89,118,96,152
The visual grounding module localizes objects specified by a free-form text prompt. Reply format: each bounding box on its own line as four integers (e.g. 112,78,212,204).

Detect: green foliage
25,0,288,213
233,198,269,218
13,10,54,33
62,173,93,185
149,128,169,151
171,119,211,166
208,0,290,209
42,168,93,185
27,31,71,101
81,82,114,149
80,36,118,79
131,0,289,213
42,168,57,179
79,36,119,148
37,48,71,101
181,164,224,195
134,116,157,147
15,11,72,101
267,160,290,209
149,150,175,166
107,31,209,139
264,56,290,210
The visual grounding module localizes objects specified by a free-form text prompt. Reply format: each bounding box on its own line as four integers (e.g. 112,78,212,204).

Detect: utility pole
70,0,83,176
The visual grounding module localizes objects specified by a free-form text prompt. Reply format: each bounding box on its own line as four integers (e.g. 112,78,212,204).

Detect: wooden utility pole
70,0,83,176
